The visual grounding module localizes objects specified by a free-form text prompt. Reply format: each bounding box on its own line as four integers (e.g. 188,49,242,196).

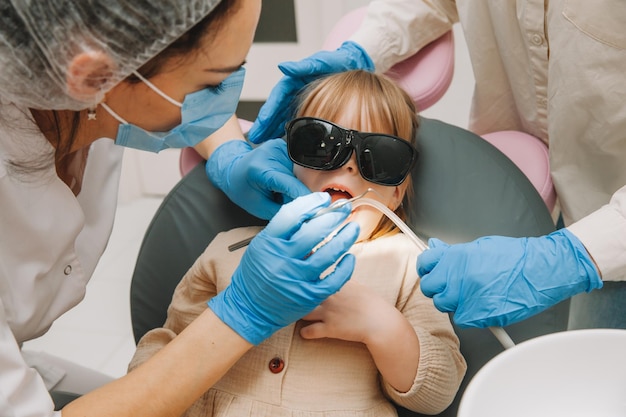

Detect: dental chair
130,116,567,417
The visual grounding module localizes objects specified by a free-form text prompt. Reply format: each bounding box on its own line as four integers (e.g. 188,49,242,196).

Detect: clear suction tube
352,198,515,350
352,198,429,250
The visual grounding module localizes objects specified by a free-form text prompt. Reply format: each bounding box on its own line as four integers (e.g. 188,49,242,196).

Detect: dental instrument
227,189,374,252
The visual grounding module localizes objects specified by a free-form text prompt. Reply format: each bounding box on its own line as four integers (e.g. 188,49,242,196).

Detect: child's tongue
325,189,352,203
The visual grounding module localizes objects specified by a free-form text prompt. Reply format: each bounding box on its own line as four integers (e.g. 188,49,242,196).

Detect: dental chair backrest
131,117,566,417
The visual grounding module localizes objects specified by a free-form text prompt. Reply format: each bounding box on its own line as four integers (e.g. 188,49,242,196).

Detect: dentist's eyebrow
205,60,246,74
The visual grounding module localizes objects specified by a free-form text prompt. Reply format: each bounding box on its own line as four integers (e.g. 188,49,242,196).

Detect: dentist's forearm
62,309,252,417
194,114,245,160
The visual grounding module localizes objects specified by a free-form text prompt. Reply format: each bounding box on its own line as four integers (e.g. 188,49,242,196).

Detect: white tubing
352,198,429,250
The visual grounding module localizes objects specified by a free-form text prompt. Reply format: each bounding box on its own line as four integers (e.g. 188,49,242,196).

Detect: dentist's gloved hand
209,192,360,345
206,138,310,220
417,229,603,328
248,41,374,143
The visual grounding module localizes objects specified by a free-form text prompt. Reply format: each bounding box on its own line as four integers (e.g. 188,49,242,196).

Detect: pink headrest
322,7,455,111
481,131,556,212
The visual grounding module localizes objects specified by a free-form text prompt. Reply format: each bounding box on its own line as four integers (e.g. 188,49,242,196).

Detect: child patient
129,70,466,416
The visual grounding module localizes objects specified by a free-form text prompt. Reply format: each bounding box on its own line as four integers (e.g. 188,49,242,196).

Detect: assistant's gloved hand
206,138,310,220
208,192,360,344
417,229,603,328
248,41,374,143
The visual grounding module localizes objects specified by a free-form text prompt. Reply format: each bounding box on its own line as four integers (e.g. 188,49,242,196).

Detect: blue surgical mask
101,67,245,153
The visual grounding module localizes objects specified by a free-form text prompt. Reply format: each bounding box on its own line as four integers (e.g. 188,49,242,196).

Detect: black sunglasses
286,117,418,186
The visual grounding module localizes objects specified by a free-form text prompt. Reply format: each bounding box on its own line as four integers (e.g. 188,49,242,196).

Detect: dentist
0,1,357,416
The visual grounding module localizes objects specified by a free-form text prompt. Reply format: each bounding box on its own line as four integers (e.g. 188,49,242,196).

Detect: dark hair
133,0,240,80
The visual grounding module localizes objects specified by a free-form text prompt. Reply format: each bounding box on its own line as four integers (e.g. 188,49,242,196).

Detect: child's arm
383,278,467,413
300,280,419,392
300,275,466,414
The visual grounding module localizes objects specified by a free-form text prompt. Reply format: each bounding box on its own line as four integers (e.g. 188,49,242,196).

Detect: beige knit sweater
129,226,466,416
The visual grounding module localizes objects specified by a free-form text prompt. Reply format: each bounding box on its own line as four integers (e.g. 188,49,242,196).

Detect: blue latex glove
248,41,374,144
417,229,603,328
208,192,360,344
206,138,310,220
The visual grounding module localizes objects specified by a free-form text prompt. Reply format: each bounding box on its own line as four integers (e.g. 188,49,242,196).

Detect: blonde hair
294,70,419,240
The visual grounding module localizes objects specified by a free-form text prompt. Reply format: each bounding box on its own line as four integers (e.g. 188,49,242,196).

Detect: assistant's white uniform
0,102,123,416
351,0,626,281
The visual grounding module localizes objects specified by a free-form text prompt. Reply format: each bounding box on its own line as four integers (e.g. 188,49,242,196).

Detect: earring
87,106,97,121
391,201,404,212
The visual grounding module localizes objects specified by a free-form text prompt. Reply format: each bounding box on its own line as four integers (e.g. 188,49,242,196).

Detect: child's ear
66,50,117,102
390,184,406,211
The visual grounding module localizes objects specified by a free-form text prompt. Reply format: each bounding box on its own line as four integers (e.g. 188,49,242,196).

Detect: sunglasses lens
288,119,350,169
359,136,415,185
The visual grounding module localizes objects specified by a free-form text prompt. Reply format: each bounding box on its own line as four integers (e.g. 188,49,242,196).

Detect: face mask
101,67,245,153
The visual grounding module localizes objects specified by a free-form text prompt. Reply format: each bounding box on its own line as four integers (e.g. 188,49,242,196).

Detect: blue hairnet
0,0,222,111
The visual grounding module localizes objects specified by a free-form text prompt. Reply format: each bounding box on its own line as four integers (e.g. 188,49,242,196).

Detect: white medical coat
0,102,123,417
351,0,626,281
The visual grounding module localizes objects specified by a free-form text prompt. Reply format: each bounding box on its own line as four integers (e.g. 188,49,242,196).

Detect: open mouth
324,186,352,202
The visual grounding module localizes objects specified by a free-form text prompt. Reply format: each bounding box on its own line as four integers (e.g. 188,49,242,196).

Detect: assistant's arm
417,169,626,329
350,0,458,72
568,185,626,282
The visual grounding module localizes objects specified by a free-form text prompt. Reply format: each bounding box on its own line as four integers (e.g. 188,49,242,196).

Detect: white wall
118,1,474,203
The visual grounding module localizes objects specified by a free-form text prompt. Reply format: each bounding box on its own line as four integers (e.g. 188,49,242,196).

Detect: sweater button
531,33,544,46
268,357,284,374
